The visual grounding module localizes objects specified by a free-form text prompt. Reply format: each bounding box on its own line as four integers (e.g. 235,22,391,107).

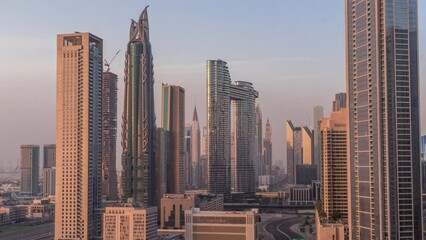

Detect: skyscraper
185,125,192,189
20,145,39,195
346,1,422,239
155,128,170,208
313,106,324,177
333,92,346,112
286,121,302,184
255,104,263,179
102,71,118,200
161,84,185,194
301,126,313,165
191,106,201,188
55,32,103,239
43,144,56,168
320,107,348,221
121,6,157,206
422,135,426,193
263,119,272,175
43,167,56,197
207,59,258,195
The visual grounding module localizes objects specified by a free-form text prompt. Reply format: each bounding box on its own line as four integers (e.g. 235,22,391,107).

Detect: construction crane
104,50,121,72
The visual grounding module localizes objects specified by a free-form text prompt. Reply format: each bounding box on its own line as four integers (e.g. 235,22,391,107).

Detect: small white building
185,208,259,240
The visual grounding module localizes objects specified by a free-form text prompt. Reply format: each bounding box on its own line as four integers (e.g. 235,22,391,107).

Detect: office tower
103,200,157,240
101,71,118,201
286,121,302,184
191,106,201,188
255,104,263,179
207,59,259,195
302,126,313,165
55,33,103,239
185,208,259,240
43,167,56,197
313,106,324,180
422,135,426,193
263,119,272,175
333,93,346,112
346,1,421,239
43,144,56,168
320,108,347,221
199,127,208,188
161,84,185,193
122,7,157,206
155,128,170,208
20,145,39,195
295,165,317,185
185,125,192,189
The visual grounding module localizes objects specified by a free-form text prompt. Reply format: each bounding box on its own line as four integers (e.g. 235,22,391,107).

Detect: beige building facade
184,208,259,240
321,108,348,221
103,203,157,240
55,32,103,239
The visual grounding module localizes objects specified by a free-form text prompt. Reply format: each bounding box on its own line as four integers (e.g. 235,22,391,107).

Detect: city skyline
0,1,425,172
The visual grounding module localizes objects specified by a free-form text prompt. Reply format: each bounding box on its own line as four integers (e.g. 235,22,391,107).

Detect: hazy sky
0,1,425,171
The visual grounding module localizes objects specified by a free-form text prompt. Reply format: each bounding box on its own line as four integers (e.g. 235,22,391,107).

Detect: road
264,216,305,240
0,222,54,240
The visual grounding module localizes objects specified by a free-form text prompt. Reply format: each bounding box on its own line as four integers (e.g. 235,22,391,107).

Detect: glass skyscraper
121,6,157,206
346,0,421,239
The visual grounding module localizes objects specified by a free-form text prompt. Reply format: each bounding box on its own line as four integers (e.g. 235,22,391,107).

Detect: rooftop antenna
104,50,121,72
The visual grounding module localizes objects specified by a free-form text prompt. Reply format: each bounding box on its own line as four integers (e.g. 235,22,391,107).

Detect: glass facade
347,0,421,239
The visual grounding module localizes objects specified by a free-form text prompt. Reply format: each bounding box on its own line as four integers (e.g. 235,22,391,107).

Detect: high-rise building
102,71,118,201
255,104,263,180
162,84,185,194
121,7,157,206
313,106,324,178
103,200,157,240
333,93,346,112
199,126,208,188
206,59,259,195
55,32,103,239
320,108,348,221
185,125,192,189
286,121,302,184
302,126,313,165
43,167,56,197
346,1,422,239
422,135,426,193
191,106,201,188
20,145,39,195
263,119,272,175
155,128,170,208
43,144,56,168
184,208,259,240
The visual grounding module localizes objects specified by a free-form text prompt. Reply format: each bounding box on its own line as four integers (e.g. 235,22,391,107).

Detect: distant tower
162,84,185,194
121,6,157,206
301,126,313,165
20,145,39,195
255,104,263,179
185,125,192,189
43,144,56,168
207,60,258,195
102,71,118,200
42,144,56,197
263,119,272,175
286,121,302,184
313,106,323,178
55,32,103,239
332,93,346,112
191,106,201,188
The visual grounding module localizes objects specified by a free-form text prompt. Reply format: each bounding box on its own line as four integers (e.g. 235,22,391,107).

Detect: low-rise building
315,210,346,240
184,208,259,240
103,199,157,240
161,193,223,229
26,198,54,219
0,205,26,224
288,185,314,205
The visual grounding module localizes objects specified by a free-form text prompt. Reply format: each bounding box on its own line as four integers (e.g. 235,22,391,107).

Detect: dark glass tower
346,0,421,239
122,6,156,206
